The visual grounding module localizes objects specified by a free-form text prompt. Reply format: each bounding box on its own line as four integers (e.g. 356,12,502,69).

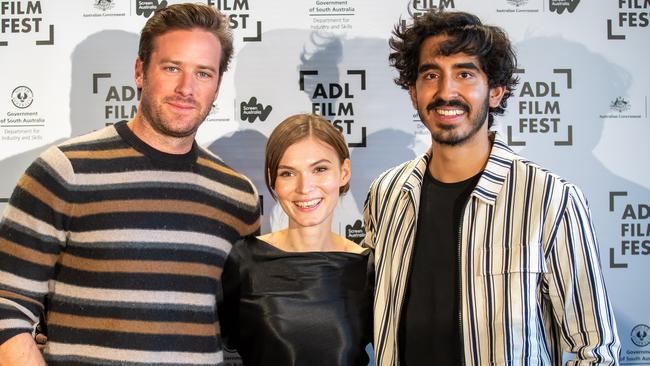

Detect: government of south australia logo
11,86,34,109
94,0,115,11
610,96,631,113
631,324,650,347
240,97,272,123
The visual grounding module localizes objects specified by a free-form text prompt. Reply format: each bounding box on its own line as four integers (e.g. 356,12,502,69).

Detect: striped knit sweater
0,121,260,365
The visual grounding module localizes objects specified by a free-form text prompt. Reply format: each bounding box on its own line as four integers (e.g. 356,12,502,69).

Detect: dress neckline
254,237,371,257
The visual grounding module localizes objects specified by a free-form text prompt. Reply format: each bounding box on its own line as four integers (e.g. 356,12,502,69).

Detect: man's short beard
422,95,490,147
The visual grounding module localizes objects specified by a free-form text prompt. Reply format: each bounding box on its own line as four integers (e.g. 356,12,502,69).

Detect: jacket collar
400,132,517,206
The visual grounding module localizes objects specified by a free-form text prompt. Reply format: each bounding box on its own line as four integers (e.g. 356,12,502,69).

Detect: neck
270,225,340,253
128,115,195,155
428,131,492,183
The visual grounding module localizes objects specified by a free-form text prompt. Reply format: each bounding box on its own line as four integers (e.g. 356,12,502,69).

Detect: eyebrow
277,159,333,170
160,58,219,74
418,61,481,74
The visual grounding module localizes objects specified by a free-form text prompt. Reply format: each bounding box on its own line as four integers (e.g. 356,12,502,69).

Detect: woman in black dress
219,113,373,366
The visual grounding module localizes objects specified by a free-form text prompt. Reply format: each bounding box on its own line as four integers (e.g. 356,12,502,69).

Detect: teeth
295,199,321,208
436,109,464,116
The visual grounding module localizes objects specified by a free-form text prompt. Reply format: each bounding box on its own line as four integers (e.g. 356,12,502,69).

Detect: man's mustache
426,99,470,113
164,97,198,107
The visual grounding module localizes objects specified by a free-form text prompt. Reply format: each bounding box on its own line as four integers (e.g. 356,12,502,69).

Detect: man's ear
135,58,144,89
408,85,418,110
488,85,507,108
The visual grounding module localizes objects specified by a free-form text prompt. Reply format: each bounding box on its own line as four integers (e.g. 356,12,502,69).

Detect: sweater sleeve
544,184,621,365
0,147,72,344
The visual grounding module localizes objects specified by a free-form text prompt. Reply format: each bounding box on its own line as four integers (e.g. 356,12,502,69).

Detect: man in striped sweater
0,4,259,365
364,10,620,366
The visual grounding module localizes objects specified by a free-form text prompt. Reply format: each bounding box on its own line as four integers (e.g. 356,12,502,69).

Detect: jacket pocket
477,244,547,276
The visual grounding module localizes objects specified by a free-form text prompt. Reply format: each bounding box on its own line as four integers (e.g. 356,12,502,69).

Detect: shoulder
227,236,259,264
368,154,427,197
58,124,121,150
196,147,259,200
508,151,585,210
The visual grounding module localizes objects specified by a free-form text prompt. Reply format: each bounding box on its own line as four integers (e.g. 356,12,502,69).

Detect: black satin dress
219,236,374,366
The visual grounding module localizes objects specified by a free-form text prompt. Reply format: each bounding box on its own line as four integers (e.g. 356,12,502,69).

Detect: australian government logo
600,95,646,119
607,0,649,40
0,1,54,47
83,0,126,17
209,0,262,42
497,0,539,13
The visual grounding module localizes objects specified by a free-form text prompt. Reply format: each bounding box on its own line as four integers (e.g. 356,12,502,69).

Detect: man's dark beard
420,96,489,146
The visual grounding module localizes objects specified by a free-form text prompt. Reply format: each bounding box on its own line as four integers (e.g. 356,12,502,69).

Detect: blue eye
198,71,212,79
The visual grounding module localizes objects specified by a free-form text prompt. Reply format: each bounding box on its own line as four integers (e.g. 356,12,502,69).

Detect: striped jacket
0,122,260,365
363,134,620,365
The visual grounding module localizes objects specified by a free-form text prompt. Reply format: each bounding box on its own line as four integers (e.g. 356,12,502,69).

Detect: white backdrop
1,0,649,364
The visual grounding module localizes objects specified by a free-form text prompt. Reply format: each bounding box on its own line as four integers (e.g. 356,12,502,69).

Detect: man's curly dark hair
389,10,518,127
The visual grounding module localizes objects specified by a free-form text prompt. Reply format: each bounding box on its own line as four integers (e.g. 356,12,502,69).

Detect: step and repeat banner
1,0,648,363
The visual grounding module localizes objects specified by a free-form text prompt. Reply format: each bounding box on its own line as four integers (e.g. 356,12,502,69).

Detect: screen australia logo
240,97,272,123
135,0,167,18
549,0,580,14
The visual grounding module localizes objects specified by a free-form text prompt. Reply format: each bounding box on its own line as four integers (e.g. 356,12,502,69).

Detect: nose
175,72,194,97
437,75,459,100
296,174,314,194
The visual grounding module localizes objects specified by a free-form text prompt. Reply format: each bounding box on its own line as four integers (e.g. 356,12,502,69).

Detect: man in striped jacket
364,10,620,366
0,4,259,365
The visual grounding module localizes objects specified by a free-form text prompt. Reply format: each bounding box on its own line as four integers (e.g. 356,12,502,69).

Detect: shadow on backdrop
0,30,139,206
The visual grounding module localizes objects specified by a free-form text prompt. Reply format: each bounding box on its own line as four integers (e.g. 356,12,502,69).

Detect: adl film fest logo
0,1,54,46
92,73,140,123
608,191,649,269
607,0,650,40
299,69,367,147
209,0,262,42
507,68,573,146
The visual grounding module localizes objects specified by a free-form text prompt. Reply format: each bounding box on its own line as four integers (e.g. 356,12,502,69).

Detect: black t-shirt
398,169,481,365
